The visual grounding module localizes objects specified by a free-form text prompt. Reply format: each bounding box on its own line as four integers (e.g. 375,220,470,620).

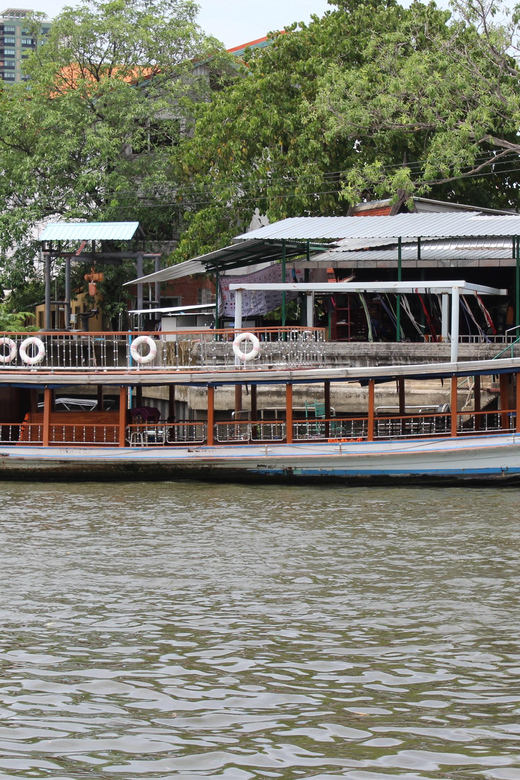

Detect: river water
0,482,519,780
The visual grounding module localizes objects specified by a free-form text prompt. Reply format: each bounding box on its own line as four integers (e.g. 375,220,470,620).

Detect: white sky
13,0,333,48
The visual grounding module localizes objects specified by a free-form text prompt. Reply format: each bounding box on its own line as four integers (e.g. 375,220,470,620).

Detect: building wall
0,9,51,83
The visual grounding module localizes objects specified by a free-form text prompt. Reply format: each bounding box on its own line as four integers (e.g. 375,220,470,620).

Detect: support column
398,377,406,416
234,289,243,331
441,293,449,343
367,379,375,441
450,287,460,363
65,255,71,330
234,385,242,416
396,237,402,342
450,375,458,437
516,372,520,433
169,385,176,420
154,256,161,309
474,375,481,431
136,386,143,408
324,380,331,438
119,386,127,447
215,269,220,330
513,236,520,326
286,383,293,443
42,387,52,447
306,293,314,328
44,252,52,330
250,384,257,422
207,385,215,446
97,385,103,411
136,252,144,312
500,373,510,431
282,240,287,327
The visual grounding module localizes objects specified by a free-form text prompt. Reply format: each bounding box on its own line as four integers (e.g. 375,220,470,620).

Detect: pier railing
0,327,327,372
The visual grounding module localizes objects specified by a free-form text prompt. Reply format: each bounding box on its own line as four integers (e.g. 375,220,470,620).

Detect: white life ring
0,337,17,364
19,336,46,366
232,332,260,362
130,335,157,365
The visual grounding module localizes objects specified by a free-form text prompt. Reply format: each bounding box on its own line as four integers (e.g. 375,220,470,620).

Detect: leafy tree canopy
0,0,229,294
173,0,520,260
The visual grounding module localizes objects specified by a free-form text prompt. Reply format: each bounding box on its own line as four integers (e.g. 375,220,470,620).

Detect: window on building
3,72,15,80
21,37,34,46
3,36,15,44
41,26,50,34
3,26,15,32
160,296,182,308
198,288,214,304
3,49,15,57
3,60,15,69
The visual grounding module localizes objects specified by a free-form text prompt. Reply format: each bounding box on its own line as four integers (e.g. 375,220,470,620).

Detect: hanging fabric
461,295,490,342
359,294,374,342
475,293,497,335
417,293,438,342
401,294,425,338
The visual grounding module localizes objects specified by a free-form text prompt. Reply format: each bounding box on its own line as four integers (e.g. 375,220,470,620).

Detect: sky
12,0,333,48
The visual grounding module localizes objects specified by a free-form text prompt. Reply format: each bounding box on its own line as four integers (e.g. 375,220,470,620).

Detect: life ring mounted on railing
0,337,17,364
130,335,157,365
232,332,261,362
19,337,46,366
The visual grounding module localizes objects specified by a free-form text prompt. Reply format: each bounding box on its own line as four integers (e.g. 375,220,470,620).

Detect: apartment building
0,8,50,83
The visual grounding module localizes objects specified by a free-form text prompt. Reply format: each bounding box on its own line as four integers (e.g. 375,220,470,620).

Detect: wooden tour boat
1,326,520,485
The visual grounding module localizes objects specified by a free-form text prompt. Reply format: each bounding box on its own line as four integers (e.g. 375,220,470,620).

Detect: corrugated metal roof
41,222,140,241
125,239,312,285
309,236,516,265
234,213,520,243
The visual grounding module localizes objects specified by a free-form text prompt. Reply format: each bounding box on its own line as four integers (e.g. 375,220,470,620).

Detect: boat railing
126,421,207,446
0,327,327,372
2,409,517,448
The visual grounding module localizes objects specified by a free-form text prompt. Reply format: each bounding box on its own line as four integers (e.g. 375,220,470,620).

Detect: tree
172,0,520,261
0,0,229,297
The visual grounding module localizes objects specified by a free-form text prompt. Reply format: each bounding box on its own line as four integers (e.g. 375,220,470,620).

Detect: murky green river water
0,482,519,780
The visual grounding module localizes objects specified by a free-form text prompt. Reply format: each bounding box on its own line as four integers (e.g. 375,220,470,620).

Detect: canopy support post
451,376,458,437
119,386,127,447
42,387,52,447
450,287,460,363
396,237,402,342
367,379,375,441
441,294,449,342
286,383,293,443
207,386,214,446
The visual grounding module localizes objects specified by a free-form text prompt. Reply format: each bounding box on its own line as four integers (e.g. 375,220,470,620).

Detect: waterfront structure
0,8,50,83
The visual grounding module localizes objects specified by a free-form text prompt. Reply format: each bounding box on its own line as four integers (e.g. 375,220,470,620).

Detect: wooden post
324,380,331,438
286,383,293,443
451,375,458,437
500,373,510,432
234,385,242,416
169,385,176,420
474,375,481,431
207,385,214,446
136,385,143,408
516,372,520,434
367,379,375,441
250,384,257,422
97,385,103,411
42,387,52,447
398,377,406,415
119,386,127,447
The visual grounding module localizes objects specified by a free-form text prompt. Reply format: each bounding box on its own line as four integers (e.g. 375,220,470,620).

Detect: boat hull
2,434,520,485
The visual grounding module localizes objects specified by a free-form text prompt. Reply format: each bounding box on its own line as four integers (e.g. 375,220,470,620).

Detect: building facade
0,8,50,83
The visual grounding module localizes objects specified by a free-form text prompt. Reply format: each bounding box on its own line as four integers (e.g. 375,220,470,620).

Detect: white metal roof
229,281,507,295
234,213,520,243
41,222,140,241
129,303,215,315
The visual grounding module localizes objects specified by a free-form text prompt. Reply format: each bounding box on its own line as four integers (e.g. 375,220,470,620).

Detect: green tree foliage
0,0,228,294
173,0,520,260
